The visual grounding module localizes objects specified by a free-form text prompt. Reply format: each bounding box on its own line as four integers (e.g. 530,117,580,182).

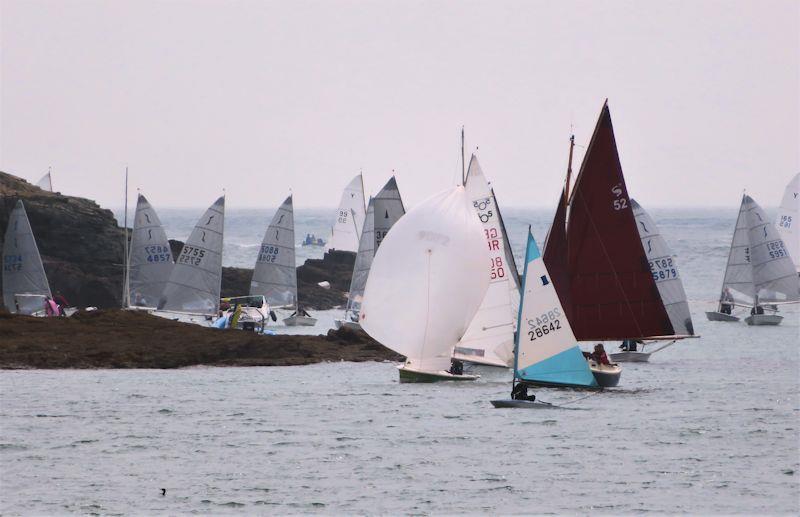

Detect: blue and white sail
515,229,597,387
2,200,52,314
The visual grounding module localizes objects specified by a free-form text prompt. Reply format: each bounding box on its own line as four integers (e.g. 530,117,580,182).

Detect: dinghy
775,173,799,274
2,200,53,315
36,170,53,192
609,199,697,362
743,195,798,325
249,196,316,327
453,155,521,368
155,197,225,320
543,102,690,368
327,174,366,252
360,186,489,382
125,194,174,309
335,177,405,330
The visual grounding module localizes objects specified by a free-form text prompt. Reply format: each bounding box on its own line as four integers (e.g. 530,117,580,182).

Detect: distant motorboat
301,234,326,247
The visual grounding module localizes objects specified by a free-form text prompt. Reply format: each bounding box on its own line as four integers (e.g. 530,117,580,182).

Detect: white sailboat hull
334,319,362,331
490,399,559,409
398,365,479,383
744,314,783,326
283,315,317,327
706,311,740,322
609,351,651,363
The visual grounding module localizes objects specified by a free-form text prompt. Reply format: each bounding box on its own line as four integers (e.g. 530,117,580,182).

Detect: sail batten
250,196,296,308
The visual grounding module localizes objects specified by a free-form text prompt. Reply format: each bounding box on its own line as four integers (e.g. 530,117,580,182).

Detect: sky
1,0,798,210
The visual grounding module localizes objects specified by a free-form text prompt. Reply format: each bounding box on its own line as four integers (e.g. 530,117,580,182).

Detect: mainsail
542,102,674,340
344,197,375,319
250,196,297,308
775,173,799,273
718,195,756,306
361,186,488,373
454,156,516,367
36,172,53,192
372,176,405,251
328,174,366,252
632,200,694,335
745,195,799,304
2,200,52,314
158,196,225,315
516,229,597,387
127,194,174,308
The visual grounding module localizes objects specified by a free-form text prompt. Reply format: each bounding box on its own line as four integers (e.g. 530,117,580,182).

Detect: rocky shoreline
0,309,402,369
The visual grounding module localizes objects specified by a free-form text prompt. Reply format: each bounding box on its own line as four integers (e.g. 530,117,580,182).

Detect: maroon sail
544,102,674,340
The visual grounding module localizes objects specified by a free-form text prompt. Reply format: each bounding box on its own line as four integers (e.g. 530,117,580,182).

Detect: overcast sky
1,0,797,210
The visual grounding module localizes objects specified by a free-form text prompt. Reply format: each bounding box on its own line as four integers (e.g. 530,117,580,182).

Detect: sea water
1,208,798,514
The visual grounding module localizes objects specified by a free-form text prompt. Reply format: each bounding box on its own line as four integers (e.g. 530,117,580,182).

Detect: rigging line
557,388,604,406
575,189,648,339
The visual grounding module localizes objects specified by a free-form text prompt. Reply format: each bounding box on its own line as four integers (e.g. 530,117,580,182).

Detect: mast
461,126,466,186
564,134,575,209
122,167,130,308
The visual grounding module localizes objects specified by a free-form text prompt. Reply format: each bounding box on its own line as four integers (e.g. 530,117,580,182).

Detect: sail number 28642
526,308,562,341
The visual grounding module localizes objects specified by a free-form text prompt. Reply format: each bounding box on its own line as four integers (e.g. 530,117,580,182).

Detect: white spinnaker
454,156,515,367
372,176,405,251
36,173,52,192
127,194,174,308
632,200,694,335
328,174,366,252
158,197,225,315
2,200,52,314
775,173,799,273
720,195,755,306
361,186,489,373
745,195,799,303
345,197,375,318
250,196,297,308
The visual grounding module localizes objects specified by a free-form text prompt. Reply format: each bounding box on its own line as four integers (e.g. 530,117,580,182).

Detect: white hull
706,311,740,322
609,351,651,363
745,314,783,326
283,315,317,327
490,399,558,409
398,365,479,383
334,319,362,331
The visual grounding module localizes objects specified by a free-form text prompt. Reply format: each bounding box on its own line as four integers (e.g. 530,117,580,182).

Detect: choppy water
2,208,799,514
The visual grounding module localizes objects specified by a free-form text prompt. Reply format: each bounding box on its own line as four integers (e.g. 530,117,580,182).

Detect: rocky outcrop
0,171,125,309
0,309,401,369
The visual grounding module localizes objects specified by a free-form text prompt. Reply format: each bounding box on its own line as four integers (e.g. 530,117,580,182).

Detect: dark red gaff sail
543,102,674,340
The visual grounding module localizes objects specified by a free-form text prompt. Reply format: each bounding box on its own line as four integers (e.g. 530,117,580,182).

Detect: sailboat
156,196,225,319
453,155,521,367
2,200,53,315
543,101,688,376
328,174,366,252
360,186,489,382
775,173,799,274
706,194,799,325
492,229,607,407
36,170,53,192
249,195,316,327
610,199,697,362
335,176,405,330
125,194,174,309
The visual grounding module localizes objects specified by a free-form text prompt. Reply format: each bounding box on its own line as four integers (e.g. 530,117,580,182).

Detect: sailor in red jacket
591,343,611,365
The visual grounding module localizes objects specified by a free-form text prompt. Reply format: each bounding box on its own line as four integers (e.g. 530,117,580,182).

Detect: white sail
328,174,366,252
454,156,516,367
344,197,375,319
127,194,174,308
250,196,296,308
495,187,521,320
2,200,52,314
632,199,694,335
775,173,799,273
372,176,405,251
515,229,597,387
360,186,489,373
719,195,755,306
36,172,52,192
745,195,799,303
158,197,225,315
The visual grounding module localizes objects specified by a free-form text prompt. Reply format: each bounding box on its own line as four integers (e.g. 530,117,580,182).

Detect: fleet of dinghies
3,99,798,406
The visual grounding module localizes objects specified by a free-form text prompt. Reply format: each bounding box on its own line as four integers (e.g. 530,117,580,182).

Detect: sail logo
473,198,494,223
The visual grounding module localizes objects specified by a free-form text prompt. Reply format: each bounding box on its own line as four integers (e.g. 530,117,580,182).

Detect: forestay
127,194,174,308
328,174,365,252
516,230,596,387
632,199,694,335
454,156,516,367
719,195,756,306
158,197,225,315
745,195,799,303
250,196,297,308
775,173,799,273
344,198,375,319
2,200,52,314
360,186,488,373
372,176,405,251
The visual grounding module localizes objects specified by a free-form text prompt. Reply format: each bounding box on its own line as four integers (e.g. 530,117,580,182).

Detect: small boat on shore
360,185,488,383
301,234,326,247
